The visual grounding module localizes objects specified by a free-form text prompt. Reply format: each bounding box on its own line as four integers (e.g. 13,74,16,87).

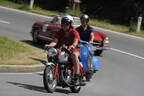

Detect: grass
90,19,129,32
29,6,58,17
0,36,46,65
0,0,21,8
89,18,144,38
0,0,59,16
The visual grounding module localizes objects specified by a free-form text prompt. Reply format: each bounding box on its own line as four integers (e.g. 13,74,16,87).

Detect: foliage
65,3,82,17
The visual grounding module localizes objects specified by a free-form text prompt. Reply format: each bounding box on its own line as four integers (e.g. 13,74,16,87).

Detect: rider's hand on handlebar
68,45,75,51
89,41,93,44
44,44,52,50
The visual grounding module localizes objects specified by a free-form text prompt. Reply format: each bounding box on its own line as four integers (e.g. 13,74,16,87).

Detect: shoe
73,78,79,86
93,70,97,73
72,74,80,85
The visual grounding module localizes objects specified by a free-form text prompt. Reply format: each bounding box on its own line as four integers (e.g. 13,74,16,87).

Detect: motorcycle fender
54,64,58,79
93,57,100,71
45,62,54,66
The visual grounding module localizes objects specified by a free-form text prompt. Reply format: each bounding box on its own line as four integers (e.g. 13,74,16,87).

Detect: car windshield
50,13,80,25
50,16,61,24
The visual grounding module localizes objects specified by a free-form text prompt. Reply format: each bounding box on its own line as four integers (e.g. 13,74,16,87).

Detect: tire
60,66,81,93
32,29,39,43
70,85,81,93
43,66,57,93
94,50,103,56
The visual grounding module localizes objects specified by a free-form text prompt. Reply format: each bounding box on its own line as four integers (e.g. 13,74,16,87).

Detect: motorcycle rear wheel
43,65,57,93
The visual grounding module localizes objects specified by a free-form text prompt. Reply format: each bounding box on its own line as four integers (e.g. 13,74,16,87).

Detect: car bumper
93,45,109,51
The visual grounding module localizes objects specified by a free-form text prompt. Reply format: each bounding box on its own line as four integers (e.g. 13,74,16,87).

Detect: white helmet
61,14,74,27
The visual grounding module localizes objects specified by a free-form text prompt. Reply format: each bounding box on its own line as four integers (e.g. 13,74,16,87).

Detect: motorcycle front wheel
61,67,81,93
43,65,57,93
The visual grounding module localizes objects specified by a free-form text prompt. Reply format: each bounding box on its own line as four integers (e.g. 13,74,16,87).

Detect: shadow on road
7,81,71,94
21,40,44,50
29,57,47,65
7,81,47,93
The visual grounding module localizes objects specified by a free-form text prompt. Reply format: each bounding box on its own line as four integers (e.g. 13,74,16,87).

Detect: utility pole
137,16,143,32
30,0,34,9
73,0,80,11
73,3,76,11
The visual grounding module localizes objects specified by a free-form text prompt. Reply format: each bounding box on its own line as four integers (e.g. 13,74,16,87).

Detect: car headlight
47,48,57,57
104,37,109,44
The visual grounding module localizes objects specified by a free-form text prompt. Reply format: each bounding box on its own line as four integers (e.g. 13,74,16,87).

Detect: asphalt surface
0,6,144,96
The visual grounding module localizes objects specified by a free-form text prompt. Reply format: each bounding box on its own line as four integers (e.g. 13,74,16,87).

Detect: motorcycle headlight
104,37,109,44
47,48,57,57
59,52,69,63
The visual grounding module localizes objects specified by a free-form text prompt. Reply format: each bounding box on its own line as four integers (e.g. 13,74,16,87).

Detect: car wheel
94,50,103,56
33,29,39,43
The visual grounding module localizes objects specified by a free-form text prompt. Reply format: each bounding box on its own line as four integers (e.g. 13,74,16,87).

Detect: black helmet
80,14,89,23
61,15,74,27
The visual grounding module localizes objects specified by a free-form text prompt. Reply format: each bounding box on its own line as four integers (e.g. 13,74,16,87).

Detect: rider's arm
72,39,79,47
69,28,80,49
73,28,80,47
89,33,94,44
89,27,94,44
44,42,57,49
44,37,58,49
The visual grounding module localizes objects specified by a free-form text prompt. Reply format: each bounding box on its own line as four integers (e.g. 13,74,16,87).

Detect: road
0,6,144,96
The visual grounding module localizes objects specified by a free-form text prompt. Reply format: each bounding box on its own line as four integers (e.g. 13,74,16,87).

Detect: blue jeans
87,44,94,58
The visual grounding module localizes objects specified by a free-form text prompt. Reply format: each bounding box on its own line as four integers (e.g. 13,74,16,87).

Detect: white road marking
0,73,34,75
0,6,52,19
1,48,144,74
110,48,144,60
0,71,44,75
93,26,144,40
0,5,144,41
36,71,43,74
0,20,10,24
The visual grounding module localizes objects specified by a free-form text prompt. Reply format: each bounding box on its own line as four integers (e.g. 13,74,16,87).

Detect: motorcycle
43,45,85,93
79,40,100,81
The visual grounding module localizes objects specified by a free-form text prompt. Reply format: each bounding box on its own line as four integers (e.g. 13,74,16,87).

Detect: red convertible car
30,14,109,55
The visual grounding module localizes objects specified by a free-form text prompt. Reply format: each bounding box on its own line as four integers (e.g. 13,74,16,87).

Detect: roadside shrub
65,4,82,17
129,22,137,32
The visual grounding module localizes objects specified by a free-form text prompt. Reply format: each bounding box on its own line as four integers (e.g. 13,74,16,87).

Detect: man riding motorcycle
76,14,94,81
45,15,85,85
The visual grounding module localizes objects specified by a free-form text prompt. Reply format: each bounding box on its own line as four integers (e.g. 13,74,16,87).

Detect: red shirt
53,27,80,47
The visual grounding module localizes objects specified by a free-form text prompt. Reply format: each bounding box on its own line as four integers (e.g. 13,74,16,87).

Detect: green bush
65,3,82,17
129,23,137,32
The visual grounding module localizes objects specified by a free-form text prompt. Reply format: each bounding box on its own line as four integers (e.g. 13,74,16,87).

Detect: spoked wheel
43,65,57,93
61,66,81,93
32,29,39,43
